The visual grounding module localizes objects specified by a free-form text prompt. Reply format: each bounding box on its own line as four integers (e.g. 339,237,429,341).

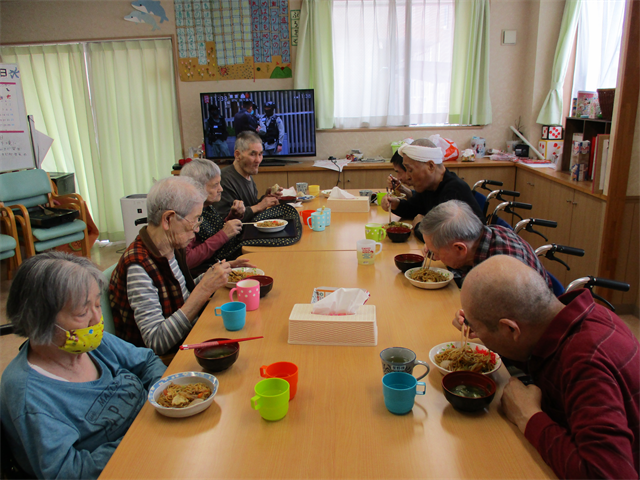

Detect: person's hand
265,186,283,198
230,200,245,219
451,309,479,339
276,145,283,153
501,377,543,433
230,258,256,268
256,195,280,211
381,195,400,212
200,261,231,293
387,174,400,192
222,219,242,238
412,214,424,229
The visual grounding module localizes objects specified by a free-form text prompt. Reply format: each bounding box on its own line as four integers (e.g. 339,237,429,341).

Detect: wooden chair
0,169,91,259
0,205,22,280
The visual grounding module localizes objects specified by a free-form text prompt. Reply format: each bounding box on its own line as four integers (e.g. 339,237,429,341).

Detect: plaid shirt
455,226,552,288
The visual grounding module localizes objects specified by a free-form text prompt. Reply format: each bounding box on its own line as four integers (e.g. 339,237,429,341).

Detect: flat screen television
200,89,316,162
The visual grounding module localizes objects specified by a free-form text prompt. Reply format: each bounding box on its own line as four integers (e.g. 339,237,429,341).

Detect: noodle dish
429,342,502,376
148,371,219,418
226,268,265,288
404,267,453,290
255,219,288,233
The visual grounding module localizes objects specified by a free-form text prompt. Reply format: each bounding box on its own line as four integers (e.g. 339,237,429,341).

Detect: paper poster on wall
124,0,168,31
290,9,299,46
0,64,36,173
175,0,292,81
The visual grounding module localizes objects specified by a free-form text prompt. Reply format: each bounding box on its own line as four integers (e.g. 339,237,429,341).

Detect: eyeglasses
176,213,204,231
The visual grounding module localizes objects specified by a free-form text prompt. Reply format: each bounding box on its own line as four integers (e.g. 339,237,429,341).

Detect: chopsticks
179,336,264,351
422,251,433,271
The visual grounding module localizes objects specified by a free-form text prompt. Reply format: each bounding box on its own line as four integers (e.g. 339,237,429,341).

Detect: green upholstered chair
0,205,22,279
101,264,118,335
0,169,91,260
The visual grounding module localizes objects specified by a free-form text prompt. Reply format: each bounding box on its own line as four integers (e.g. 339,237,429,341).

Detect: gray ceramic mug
380,347,430,380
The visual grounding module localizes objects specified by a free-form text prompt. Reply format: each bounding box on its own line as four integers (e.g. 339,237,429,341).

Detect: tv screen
200,89,316,160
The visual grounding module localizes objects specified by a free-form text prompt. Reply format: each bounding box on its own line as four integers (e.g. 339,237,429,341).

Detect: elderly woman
180,158,254,273
110,176,231,358
1,252,166,480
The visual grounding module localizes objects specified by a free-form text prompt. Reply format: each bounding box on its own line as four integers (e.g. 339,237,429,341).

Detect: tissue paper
311,288,370,315
328,187,356,199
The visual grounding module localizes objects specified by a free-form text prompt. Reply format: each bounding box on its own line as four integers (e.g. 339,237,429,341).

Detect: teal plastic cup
382,372,426,415
251,378,290,421
214,301,246,331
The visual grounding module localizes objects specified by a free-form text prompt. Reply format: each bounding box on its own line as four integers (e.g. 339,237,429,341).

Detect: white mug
356,239,382,265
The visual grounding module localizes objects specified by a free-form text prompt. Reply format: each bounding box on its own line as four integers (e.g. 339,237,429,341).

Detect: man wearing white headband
381,138,484,240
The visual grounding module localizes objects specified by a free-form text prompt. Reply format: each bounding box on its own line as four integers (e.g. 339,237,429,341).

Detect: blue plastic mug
215,301,246,331
382,372,426,415
306,212,325,232
317,207,331,226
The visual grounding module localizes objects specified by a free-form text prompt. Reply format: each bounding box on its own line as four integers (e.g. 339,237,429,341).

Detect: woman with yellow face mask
1,252,166,480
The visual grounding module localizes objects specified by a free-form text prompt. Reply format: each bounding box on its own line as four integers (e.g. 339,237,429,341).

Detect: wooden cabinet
561,117,611,171
342,168,390,190
455,166,516,192
515,169,605,286
288,170,343,190
253,172,288,197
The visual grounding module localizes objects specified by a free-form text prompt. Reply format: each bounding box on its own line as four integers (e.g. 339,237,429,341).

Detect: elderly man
381,139,484,240
110,176,231,359
211,131,281,222
459,255,639,479
420,200,551,288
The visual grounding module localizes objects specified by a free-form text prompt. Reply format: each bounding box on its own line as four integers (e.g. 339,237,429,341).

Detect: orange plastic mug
300,210,315,227
260,362,299,400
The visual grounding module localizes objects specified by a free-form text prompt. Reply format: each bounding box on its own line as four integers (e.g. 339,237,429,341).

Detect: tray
29,208,79,228
242,221,297,241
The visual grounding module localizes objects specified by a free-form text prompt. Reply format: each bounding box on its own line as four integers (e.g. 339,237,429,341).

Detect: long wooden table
243,192,426,253
100,249,555,479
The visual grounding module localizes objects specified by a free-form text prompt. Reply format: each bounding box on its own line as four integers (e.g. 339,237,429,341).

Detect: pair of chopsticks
179,336,264,351
460,320,470,350
422,251,433,271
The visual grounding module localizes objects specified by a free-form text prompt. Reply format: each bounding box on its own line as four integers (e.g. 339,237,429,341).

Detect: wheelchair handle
553,245,585,257
510,202,532,210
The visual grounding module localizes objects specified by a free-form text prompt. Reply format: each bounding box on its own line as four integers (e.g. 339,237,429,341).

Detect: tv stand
261,159,301,167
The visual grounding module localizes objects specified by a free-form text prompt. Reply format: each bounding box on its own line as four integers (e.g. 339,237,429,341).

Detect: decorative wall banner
176,0,292,81
290,9,299,46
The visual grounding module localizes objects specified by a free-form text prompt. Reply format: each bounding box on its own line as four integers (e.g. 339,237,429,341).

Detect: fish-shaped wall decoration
124,10,160,31
131,0,168,23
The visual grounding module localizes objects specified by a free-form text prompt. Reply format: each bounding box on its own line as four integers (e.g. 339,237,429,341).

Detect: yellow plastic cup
308,185,320,197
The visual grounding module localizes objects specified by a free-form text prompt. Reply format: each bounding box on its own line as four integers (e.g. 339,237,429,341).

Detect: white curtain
332,0,455,128
0,45,101,225
571,0,625,98
87,39,181,239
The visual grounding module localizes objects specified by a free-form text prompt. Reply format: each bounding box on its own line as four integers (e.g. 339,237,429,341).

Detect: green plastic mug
250,378,290,421
365,223,386,242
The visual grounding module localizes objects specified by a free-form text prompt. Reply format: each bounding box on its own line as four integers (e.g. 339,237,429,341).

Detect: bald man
460,255,639,479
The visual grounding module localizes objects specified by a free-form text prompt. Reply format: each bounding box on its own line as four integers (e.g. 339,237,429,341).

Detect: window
332,0,455,128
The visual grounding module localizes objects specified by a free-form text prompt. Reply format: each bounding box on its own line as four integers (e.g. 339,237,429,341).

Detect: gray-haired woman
109,176,231,359
1,252,166,480
180,158,254,274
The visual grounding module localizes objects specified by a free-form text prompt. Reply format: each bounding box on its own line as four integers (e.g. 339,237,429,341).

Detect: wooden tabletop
243,192,426,253
100,250,554,480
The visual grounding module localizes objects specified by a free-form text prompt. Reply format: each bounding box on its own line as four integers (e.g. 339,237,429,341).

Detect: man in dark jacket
205,104,230,157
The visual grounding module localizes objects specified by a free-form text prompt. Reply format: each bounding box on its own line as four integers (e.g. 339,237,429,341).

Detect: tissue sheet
311,288,370,315
328,187,356,199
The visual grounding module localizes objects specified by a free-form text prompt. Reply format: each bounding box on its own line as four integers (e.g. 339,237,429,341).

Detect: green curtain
536,0,582,125
87,39,181,240
448,0,492,125
293,0,334,129
1,45,101,227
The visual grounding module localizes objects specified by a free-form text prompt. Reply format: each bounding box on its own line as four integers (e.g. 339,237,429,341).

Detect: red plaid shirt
456,226,552,288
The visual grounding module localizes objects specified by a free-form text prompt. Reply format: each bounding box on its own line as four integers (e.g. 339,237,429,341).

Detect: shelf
561,117,612,171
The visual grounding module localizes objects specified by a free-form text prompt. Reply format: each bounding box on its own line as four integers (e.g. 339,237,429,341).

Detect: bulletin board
0,63,36,173
175,0,292,81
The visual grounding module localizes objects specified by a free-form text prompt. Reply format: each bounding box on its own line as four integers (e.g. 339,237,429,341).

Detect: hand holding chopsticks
180,336,264,351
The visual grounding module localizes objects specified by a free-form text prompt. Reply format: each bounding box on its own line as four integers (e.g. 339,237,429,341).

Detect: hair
390,151,406,171
411,138,437,148
180,158,221,189
242,100,253,108
234,130,262,154
146,176,206,226
7,252,105,345
463,255,557,332
420,200,484,249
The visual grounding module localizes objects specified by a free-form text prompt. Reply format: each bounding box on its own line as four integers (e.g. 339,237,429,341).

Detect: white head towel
398,143,444,164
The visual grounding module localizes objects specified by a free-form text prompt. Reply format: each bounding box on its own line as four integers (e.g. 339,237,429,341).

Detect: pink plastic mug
229,279,260,311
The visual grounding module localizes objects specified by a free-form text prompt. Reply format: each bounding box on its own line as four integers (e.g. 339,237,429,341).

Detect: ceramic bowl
386,226,411,243
442,371,497,412
394,254,425,273
428,341,502,376
278,196,297,204
255,220,287,233
195,338,240,372
246,275,274,297
148,372,218,418
404,267,454,290
226,268,265,288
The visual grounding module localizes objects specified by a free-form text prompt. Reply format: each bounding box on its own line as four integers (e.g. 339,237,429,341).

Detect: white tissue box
288,304,377,346
327,196,370,213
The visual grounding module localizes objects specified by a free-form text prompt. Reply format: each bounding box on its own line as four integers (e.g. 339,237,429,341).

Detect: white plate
255,219,288,233
404,267,454,290
320,190,332,197
429,341,502,376
148,372,218,418
226,268,265,288
298,195,315,203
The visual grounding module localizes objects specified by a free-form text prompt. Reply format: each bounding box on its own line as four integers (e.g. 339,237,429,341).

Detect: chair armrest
52,194,88,224
54,192,85,203
5,203,34,239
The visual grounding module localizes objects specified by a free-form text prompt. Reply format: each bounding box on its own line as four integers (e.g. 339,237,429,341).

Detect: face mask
56,319,104,354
